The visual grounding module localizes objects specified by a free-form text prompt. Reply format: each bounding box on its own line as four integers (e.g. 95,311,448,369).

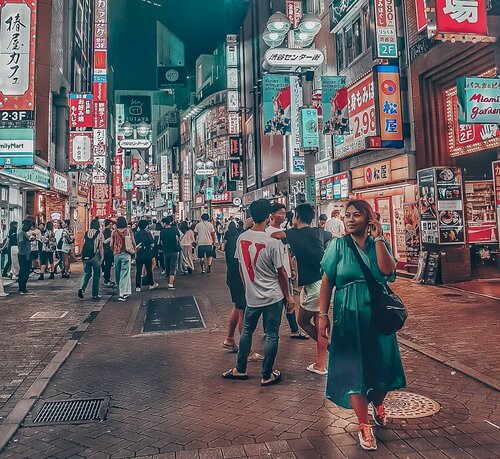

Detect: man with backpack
78,219,103,300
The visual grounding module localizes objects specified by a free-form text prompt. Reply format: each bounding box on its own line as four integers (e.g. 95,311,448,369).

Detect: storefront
210,191,243,221
352,154,418,267
242,184,286,216
316,170,350,219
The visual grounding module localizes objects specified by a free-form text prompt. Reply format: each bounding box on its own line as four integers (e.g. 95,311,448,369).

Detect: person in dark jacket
134,219,157,292
101,219,115,286
17,220,33,294
2,221,18,278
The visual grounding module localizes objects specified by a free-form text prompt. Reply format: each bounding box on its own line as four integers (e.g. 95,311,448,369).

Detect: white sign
94,155,106,170
93,128,107,156
119,138,152,149
264,48,325,69
0,2,32,97
228,113,241,135
92,168,107,184
227,67,239,89
315,160,334,179
70,133,92,163
160,155,169,183
232,197,242,206
134,179,150,186
52,172,68,194
227,90,239,112
195,168,215,176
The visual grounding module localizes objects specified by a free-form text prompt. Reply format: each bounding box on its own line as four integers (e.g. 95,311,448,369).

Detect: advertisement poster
375,65,403,143
417,168,438,244
321,76,349,135
261,127,286,180
0,0,37,112
213,171,227,193
289,75,304,175
436,167,465,244
262,74,291,135
245,115,256,187
194,175,206,195
403,203,421,264
300,108,319,148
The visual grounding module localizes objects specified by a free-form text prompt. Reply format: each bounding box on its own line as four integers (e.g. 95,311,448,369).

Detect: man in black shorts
159,216,181,290
194,213,216,273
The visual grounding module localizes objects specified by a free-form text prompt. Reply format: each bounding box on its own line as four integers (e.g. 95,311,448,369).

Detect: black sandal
222,368,249,380
261,370,281,386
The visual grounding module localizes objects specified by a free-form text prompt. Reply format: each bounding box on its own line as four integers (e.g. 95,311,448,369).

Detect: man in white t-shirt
222,199,294,387
325,209,345,238
266,203,309,340
194,213,216,274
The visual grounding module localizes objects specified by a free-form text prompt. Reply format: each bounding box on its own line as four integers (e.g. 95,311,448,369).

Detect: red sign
494,161,500,208
69,132,93,166
0,0,37,111
229,136,241,158
91,183,111,202
230,159,242,180
113,154,123,198
93,50,107,71
445,89,500,157
435,0,488,35
68,93,93,129
212,191,232,204
415,0,428,33
92,80,106,103
286,0,302,28
93,101,107,129
91,200,111,219
93,0,108,50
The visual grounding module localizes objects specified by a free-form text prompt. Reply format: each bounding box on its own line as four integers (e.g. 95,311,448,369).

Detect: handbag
124,230,135,256
345,235,407,335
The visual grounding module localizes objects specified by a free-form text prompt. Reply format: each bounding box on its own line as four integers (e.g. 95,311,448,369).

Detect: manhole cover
142,296,205,333
374,391,440,419
26,397,109,426
30,311,69,319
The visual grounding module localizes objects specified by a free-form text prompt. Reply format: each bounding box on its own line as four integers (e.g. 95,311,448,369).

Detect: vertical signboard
226,34,240,113
286,0,302,28
263,74,292,135
493,161,500,249
415,0,428,33
372,0,398,58
69,132,93,166
321,76,349,135
91,183,111,218
0,0,37,112
417,168,438,244
436,167,465,244
375,65,403,144
68,93,93,130
289,75,304,175
300,108,319,148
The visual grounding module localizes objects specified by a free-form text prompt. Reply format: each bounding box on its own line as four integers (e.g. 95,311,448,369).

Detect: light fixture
205,159,214,169
136,121,151,137
121,121,134,137
267,12,291,34
195,159,205,169
298,13,321,35
263,30,286,48
294,29,315,47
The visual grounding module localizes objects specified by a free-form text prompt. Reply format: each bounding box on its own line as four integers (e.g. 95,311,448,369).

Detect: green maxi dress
321,236,406,409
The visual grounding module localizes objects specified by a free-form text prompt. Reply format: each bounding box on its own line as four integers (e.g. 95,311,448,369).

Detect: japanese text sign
229,136,242,158
375,65,403,142
0,0,37,111
230,159,243,181
113,153,122,198
415,0,428,32
68,93,93,130
69,132,93,166
435,0,488,35
457,76,500,124
93,0,108,50
373,0,398,58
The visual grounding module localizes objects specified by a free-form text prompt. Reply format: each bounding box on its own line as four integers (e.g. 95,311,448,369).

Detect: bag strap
344,235,383,299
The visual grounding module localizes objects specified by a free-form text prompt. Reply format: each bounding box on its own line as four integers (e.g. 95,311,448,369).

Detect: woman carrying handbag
318,199,406,452
111,216,136,301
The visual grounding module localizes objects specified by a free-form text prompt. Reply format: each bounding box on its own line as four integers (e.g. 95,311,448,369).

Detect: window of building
353,16,363,57
362,6,372,50
345,25,353,66
336,32,344,72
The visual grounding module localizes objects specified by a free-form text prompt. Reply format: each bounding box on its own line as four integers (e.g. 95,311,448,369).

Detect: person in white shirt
325,210,345,238
194,213,216,274
222,199,295,387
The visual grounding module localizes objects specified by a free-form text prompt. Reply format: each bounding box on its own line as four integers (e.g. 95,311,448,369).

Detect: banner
321,76,349,135
263,74,291,135
457,77,500,125
289,75,304,175
113,153,123,198
69,132,93,166
301,108,319,148
375,65,403,142
0,0,37,112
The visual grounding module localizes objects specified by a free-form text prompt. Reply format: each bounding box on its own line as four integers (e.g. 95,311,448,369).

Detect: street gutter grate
28,398,109,426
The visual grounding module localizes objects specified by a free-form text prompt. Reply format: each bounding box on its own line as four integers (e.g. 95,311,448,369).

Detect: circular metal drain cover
379,391,441,419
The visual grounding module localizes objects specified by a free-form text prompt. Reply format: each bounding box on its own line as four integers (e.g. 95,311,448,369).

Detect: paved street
0,261,499,459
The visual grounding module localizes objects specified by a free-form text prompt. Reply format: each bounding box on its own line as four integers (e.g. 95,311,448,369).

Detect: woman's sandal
222,342,238,352
261,370,281,386
222,368,249,380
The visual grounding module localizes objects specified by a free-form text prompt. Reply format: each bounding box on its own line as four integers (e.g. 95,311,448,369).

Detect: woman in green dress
318,199,406,451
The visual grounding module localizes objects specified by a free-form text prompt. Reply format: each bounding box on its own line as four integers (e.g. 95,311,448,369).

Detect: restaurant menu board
424,250,440,285
417,168,438,244
403,203,420,264
436,167,465,244
465,181,498,243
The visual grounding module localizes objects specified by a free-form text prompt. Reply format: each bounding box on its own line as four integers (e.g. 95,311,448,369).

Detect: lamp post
120,121,152,221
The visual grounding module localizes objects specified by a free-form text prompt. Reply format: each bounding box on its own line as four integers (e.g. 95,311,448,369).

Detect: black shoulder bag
345,235,407,335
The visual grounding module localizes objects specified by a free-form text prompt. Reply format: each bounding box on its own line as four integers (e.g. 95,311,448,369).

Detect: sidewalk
0,261,499,458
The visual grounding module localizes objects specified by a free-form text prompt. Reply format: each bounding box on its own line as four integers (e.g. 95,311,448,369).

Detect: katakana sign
457,76,500,124
264,48,324,69
372,0,399,58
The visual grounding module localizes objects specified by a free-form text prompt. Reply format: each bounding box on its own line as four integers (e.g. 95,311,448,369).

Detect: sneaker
92,295,102,300
201,270,205,274
207,265,211,273
167,284,175,291
48,273,55,280
38,274,44,281
358,423,377,451
19,291,34,295
78,289,84,299
371,402,387,427
118,296,126,302
161,270,165,275
149,283,158,290
187,267,193,274
136,287,141,292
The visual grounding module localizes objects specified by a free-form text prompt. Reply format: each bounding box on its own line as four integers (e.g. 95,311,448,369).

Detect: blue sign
301,108,319,148
206,187,213,201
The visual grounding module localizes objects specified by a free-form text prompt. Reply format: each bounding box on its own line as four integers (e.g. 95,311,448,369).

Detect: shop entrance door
374,197,396,257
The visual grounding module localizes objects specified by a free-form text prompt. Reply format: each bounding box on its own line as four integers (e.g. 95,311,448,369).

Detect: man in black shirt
160,216,181,290
272,203,329,375
102,219,115,286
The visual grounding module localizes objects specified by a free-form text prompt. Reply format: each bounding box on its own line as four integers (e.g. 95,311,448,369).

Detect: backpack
81,231,99,262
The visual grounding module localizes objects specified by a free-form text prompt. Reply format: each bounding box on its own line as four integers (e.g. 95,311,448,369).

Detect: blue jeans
81,254,101,297
236,300,284,379
114,253,132,297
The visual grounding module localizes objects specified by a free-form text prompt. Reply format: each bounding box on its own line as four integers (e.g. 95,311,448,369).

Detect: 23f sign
0,110,34,121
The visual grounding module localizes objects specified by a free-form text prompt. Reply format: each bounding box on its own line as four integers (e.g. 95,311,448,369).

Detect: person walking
318,199,406,451
111,216,135,301
222,199,295,386
179,221,195,275
2,221,18,279
271,203,329,375
134,219,158,292
194,213,216,274
266,203,309,340
29,222,43,273
101,219,115,287
159,216,181,290
60,219,74,278
78,218,103,300
17,220,33,295
325,209,345,238
39,222,56,280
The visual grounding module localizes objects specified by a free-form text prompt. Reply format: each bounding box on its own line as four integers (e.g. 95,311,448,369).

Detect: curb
0,295,111,453
398,337,500,392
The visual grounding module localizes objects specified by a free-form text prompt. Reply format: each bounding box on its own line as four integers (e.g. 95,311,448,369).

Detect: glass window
345,25,353,65
363,6,372,50
353,16,362,58
336,32,344,72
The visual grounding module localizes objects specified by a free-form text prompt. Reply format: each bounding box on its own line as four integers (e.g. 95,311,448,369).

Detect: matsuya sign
457,77,500,124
